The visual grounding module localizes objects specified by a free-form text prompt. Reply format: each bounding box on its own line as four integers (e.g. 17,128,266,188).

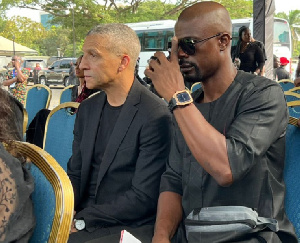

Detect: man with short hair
67,23,172,243
145,2,297,242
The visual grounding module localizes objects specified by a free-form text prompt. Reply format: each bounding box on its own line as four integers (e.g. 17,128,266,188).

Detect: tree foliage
0,16,48,53
0,0,254,56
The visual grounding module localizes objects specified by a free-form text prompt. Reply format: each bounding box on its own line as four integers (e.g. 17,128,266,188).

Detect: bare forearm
3,78,17,86
15,67,26,82
153,191,182,242
173,104,232,186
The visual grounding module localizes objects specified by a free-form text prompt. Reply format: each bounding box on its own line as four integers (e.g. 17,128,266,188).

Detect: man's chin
183,74,200,84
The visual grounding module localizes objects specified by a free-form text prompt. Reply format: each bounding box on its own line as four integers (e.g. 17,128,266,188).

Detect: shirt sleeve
226,82,288,182
160,118,183,196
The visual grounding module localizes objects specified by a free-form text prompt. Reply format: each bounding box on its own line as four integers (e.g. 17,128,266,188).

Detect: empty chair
278,79,295,91
25,84,51,128
284,116,300,240
191,82,202,93
60,85,75,104
43,102,80,171
284,91,300,103
4,140,74,243
287,100,300,118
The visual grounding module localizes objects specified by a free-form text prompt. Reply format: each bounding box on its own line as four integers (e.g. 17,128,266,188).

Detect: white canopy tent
0,36,38,56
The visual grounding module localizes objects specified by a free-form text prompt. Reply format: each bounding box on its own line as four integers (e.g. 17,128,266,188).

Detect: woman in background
0,88,35,242
231,26,265,75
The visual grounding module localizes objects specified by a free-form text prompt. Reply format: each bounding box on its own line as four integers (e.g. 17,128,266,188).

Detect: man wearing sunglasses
146,2,297,243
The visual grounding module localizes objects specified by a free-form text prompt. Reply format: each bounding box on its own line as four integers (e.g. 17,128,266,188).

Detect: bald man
146,2,297,243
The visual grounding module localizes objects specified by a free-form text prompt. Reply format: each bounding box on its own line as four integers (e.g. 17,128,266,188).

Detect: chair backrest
4,141,74,243
278,79,295,91
43,102,80,171
287,100,300,118
288,87,300,94
284,116,300,240
25,84,52,127
60,85,75,104
191,82,202,93
284,91,300,103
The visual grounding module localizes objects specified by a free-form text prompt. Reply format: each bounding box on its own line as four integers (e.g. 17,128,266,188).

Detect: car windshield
24,60,47,69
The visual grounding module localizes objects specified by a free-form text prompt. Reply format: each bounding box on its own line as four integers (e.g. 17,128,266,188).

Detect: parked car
47,56,61,66
22,59,47,83
38,58,77,86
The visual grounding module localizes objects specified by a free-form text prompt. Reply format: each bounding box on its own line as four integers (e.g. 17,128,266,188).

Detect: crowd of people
1,1,300,243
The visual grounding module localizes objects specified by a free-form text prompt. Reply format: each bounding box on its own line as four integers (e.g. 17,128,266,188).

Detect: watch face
75,220,85,231
177,91,192,103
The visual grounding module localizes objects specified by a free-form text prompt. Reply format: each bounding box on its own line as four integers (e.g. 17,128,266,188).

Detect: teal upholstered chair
43,102,80,171
4,141,74,243
289,87,300,94
191,82,202,93
284,116,300,240
60,85,75,104
278,79,295,91
25,84,51,129
284,91,300,103
287,100,300,118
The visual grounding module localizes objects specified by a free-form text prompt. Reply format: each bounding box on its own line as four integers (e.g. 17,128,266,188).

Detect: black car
38,58,77,86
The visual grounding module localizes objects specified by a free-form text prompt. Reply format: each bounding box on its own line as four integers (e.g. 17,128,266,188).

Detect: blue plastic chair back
287,101,300,118
284,119,300,240
191,82,202,93
279,82,295,91
60,86,74,104
29,163,56,243
44,103,79,171
25,85,51,127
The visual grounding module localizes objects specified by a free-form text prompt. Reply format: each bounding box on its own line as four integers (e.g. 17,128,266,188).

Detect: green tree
0,16,47,54
39,26,71,56
276,10,300,57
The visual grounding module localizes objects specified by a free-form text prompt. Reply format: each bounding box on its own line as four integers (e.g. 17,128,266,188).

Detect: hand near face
144,36,186,102
14,59,21,70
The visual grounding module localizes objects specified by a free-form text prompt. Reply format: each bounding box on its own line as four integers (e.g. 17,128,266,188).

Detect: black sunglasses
178,33,222,55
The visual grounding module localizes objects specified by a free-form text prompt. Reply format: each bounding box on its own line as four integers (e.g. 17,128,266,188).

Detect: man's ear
219,33,231,51
118,55,130,72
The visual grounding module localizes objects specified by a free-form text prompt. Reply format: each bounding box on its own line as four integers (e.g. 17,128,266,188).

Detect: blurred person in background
231,26,265,75
294,55,300,87
0,88,35,242
2,56,29,105
69,61,78,85
251,37,267,76
276,57,290,81
33,63,42,84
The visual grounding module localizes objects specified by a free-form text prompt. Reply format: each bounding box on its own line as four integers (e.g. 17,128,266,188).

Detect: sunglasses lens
179,39,195,55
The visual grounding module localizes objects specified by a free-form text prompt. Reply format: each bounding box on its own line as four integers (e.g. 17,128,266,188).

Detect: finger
170,36,179,64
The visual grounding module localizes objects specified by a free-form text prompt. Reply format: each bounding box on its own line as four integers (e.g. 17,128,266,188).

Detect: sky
5,0,300,23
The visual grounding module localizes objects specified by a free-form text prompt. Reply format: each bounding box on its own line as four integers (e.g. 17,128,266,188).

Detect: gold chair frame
43,102,80,149
59,85,75,104
25,84,52,109
4,141,74,243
